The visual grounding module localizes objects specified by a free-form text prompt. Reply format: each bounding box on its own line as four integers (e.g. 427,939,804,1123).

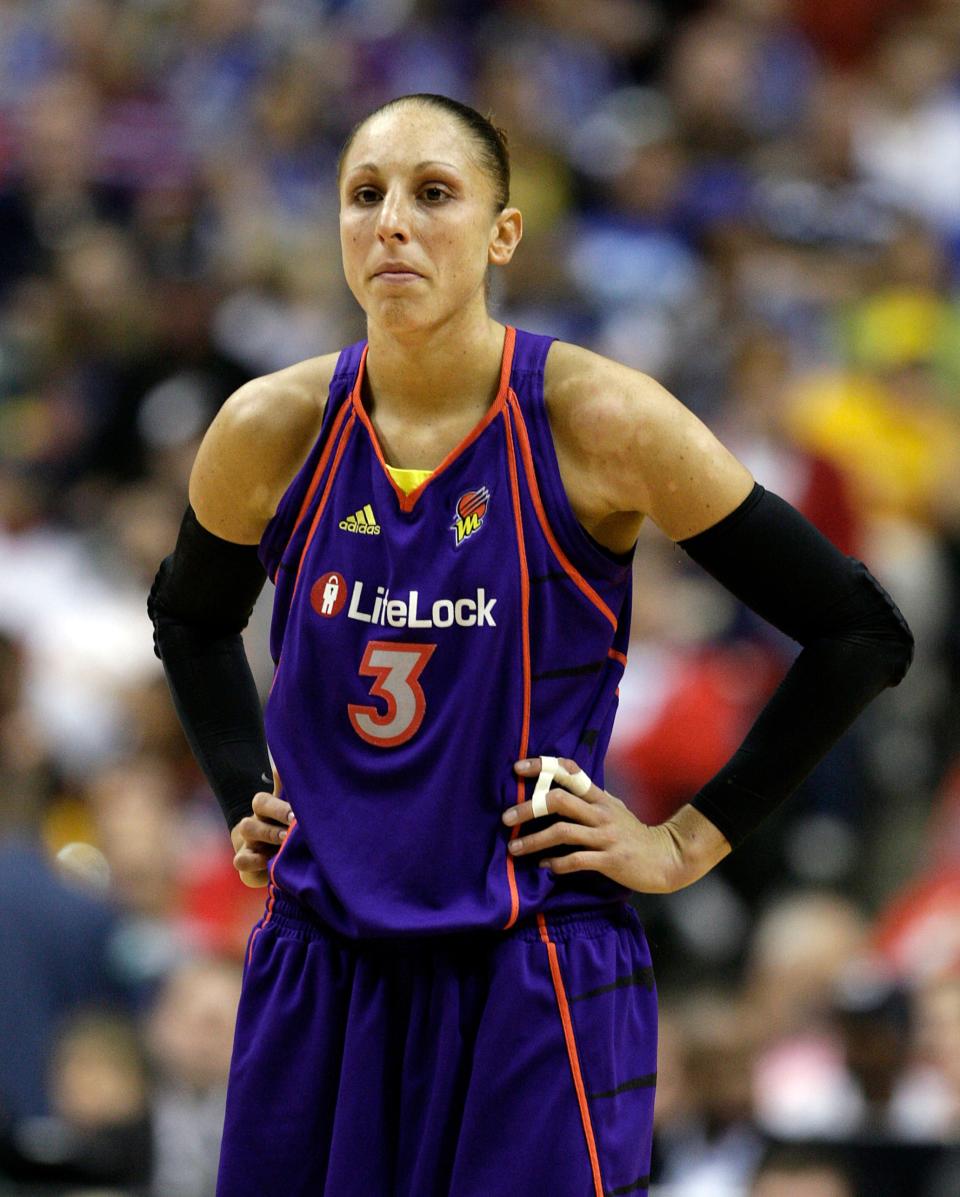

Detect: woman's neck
364,308,506,421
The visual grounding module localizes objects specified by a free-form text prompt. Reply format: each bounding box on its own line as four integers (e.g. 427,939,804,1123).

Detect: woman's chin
367,297,438,335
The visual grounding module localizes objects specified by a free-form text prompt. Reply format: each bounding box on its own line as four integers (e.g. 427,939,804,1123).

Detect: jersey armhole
512,336,635,585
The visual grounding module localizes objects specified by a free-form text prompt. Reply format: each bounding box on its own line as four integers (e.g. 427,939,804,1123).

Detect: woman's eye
355,188,380,204
422,186,448,202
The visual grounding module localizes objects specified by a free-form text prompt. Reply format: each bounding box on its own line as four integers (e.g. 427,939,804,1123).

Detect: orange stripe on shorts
537,912,605,1197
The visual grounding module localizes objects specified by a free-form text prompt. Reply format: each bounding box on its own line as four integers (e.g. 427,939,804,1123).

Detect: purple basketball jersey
257,327,634,937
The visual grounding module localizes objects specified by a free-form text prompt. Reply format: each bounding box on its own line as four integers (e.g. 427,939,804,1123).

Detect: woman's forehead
343,105,477,176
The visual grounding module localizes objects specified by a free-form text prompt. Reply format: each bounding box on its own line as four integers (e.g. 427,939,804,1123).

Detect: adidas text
340,503,380,535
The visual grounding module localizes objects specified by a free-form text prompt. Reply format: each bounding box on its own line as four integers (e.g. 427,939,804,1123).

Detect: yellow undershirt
385,464,433,496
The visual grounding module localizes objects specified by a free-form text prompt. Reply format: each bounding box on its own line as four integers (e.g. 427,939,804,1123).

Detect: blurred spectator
0,1009,151,1189
827,963,929,1140
0,623,132,1127
840,219,960,393
0,837,129,1125
567,87,711,386
911,972,960,1142
652,989,765,1194
667,11,767,156
84,748,266,966
787,326,960,532
87,757,183,919
850,19,960,239
745,892,870,1038
748,893,872,1138
165,0,268,155
720,324,861,552
0,69,125,298
0,476,164,774
146,955,243,1197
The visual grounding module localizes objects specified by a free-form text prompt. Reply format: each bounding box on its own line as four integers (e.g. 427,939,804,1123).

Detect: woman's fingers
514,756,599,796
507,820,606,856
229,790,295,888
535,852,593,875
237,813,289,849
503,787,599,828
251,790,295,826
504,756,602,827
232,844,271,888
243,789,296,848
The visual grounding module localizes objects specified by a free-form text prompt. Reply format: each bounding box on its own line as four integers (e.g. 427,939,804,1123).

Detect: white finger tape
531,756,558,818
555,763,593,797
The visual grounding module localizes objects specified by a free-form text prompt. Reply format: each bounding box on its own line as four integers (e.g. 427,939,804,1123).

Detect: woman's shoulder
188,352,341,543
538,340,666,547
228,351,342,434
542,339,669,452
541,338,754,540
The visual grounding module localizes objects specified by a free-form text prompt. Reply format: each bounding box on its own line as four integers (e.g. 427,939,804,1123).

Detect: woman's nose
376,190,410,242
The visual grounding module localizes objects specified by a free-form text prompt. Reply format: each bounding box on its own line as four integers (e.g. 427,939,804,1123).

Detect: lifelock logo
309,576,498,629
349,580,497,628
311,573,497,627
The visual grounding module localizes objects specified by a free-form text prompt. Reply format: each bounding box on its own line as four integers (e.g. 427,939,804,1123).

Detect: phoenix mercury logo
451,486,490,547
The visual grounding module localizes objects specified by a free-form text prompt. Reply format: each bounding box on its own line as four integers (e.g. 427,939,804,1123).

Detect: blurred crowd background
1,0,960,1193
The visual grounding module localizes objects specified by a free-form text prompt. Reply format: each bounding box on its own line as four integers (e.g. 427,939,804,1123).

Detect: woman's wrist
661,804,732,888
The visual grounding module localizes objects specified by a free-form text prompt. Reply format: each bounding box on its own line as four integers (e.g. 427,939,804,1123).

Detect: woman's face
339,104,520,334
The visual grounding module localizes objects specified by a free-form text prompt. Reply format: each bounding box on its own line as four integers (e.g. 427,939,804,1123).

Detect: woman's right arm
149,357,334,886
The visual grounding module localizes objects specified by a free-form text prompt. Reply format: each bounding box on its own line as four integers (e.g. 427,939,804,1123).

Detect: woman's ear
489,207,523,267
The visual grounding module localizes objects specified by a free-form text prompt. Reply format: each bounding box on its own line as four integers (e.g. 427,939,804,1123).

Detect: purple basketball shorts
216,895,657,1196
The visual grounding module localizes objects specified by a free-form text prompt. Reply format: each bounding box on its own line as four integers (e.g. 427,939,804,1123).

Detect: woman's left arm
503,348,914,892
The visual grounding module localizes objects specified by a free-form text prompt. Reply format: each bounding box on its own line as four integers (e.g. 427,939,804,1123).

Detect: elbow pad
678,484,914,848
148,506,267,655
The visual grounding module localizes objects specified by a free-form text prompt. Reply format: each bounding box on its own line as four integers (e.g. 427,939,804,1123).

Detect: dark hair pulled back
337,94,511,211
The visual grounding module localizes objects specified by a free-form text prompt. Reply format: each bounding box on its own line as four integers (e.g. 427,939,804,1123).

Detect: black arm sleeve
678,483,914,849
148,507,272,830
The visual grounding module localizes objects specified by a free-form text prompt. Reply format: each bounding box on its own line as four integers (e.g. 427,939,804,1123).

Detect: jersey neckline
350,325,517,513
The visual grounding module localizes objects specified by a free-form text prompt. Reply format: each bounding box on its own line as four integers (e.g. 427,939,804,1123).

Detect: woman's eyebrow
346,160,461,175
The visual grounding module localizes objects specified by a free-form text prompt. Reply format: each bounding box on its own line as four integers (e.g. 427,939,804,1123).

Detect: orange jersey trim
279,396,354,578
508,391,618,632
289,412,355,606
502,403,530,931
608,648,628,668
537,913,605,1197
268,409,354,704
351,326,518,513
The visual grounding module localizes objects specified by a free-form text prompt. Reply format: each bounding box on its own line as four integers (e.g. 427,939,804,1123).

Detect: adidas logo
339,503,381,535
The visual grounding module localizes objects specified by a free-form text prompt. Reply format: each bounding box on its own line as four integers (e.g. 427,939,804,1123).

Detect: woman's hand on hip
502,757,730,893
230,790,295,888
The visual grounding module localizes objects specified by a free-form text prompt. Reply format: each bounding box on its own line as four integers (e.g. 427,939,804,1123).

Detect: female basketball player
150,95,913,1196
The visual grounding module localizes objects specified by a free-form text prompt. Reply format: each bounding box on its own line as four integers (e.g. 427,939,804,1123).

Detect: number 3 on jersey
348,641,436,747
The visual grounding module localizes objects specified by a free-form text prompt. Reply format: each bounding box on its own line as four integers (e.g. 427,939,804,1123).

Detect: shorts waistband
264,891,638,948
